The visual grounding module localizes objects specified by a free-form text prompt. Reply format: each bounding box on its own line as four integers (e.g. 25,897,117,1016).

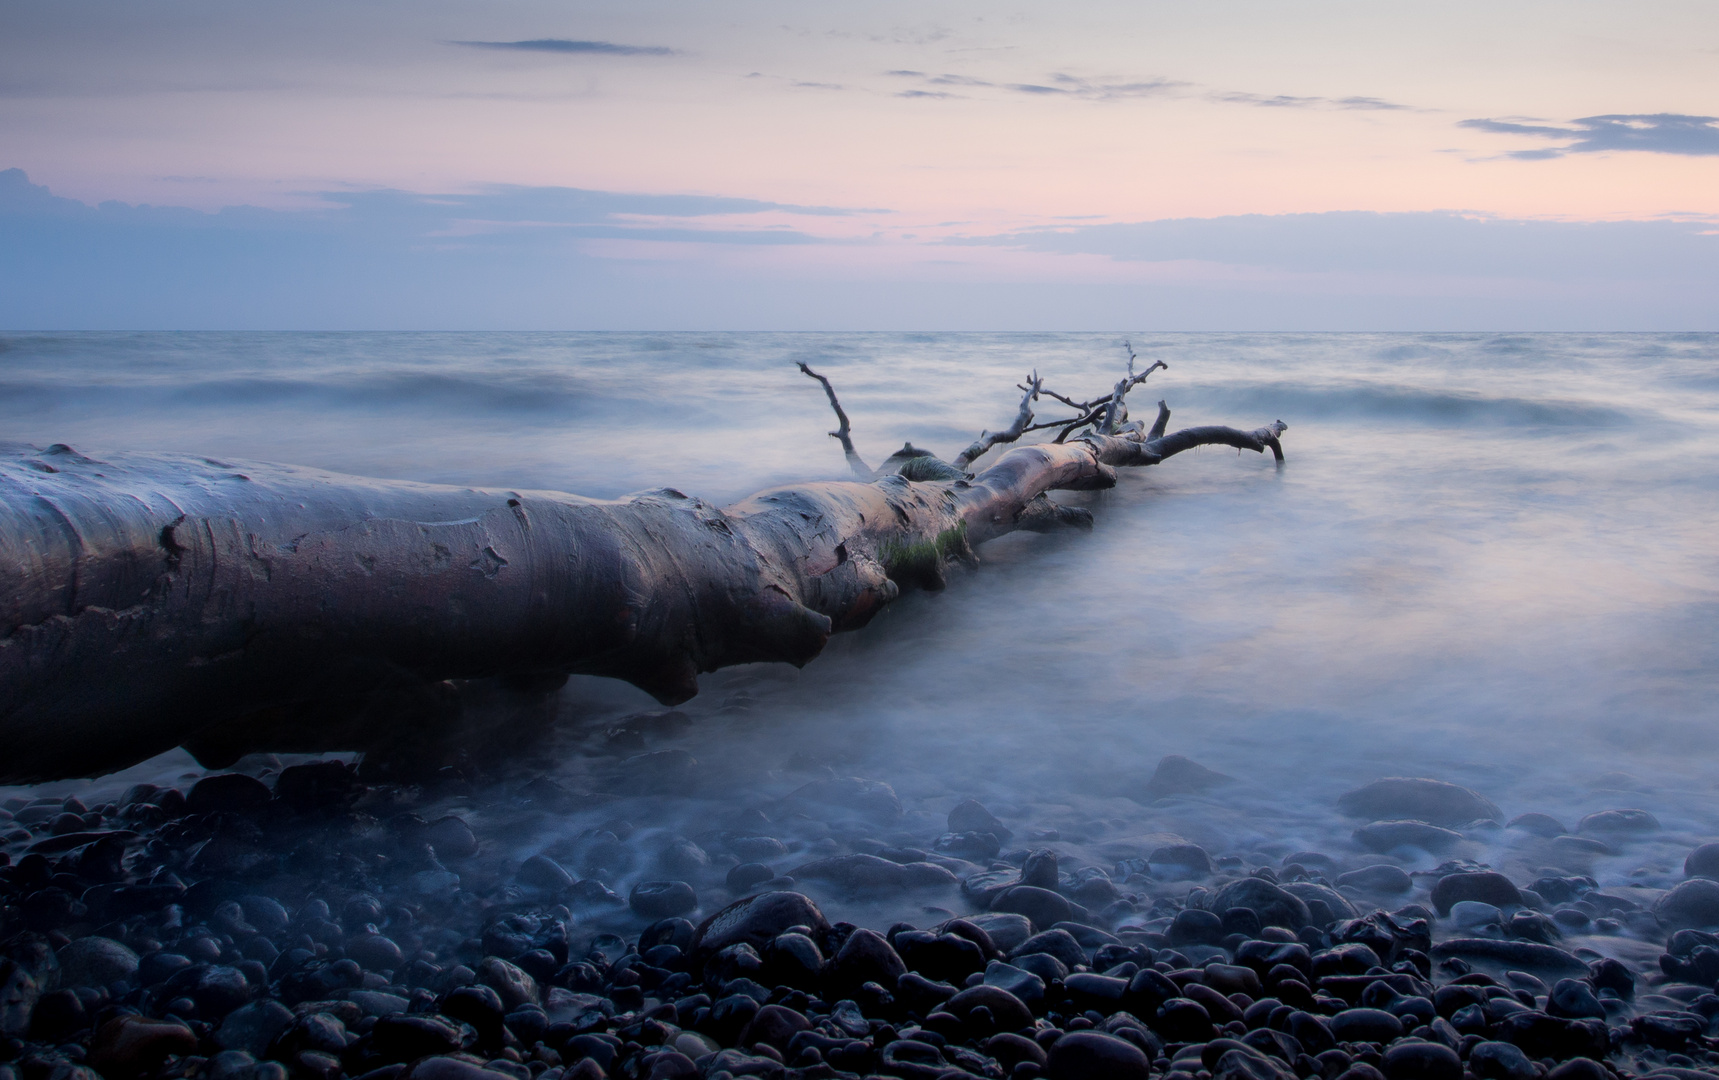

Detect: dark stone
984,961,1046,1008
790,853,907,889
726,863,775,892
1685,842,1719,880
187,773,272,814
1337,779,1501,828
88,1015,200,1075
1328,1008,1402,1044
1656,879,1719,930
29,989,86,1041
420,816,478,860
1009,930,1085,972
1544,1060,1609,1080
763,932,823,989
629,881,697,919
1167,909,1225,947
371,1014,465,1062
1354,821,1464,855
1145,756,1234,799
348,934,405,973
1021,850,1059,889
517,855,575,893
1045,1030,1152,1080
1156,997,1215,1042
894,932,985,986
1211,1047,1295,1080
273,761,361,812
1210,879,1311,931
992,886,1072,931
691,892,830,963
1282,882,1356,925
56,936,139,988
1429,873,1523,917
441,985,505,1046
214,999,295,1056
1379,1041,1461,1080
1545,979,1604,1020
1335,865,1413,894
1467,1041,1535,1080
827,929,905,992
1149,844,1214,876
781,776,902,822
1576,809,1659,835
1506,814,1566,838
946,985,1033,1033
1632,1012,1703,1051
949,799,1012,841
741,1003,810,1050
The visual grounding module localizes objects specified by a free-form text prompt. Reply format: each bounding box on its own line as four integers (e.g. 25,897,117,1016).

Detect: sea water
3,331,1718,920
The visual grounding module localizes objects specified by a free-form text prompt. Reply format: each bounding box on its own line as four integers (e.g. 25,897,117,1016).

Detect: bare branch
1147,420,1289,462
1148,399,1171,440
798,362,874,480
952,371,1043,470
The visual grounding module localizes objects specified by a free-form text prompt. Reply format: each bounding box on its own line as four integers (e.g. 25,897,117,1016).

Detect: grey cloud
1460,113,1719,158
453,39,675,57
1212,90,1410,110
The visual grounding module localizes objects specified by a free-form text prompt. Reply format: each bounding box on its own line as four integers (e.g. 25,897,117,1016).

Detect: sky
2,0,1717,329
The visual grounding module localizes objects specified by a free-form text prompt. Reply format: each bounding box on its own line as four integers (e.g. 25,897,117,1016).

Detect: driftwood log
0,355,1285,782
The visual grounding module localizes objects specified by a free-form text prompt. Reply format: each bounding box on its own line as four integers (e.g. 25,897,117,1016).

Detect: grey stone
55,936,139,989
1209,878,1311,930
1337,779,1501,828
1429,872,1523,917
1335,864,1413,894
215,999,295,1056
1656,878,1719,930
1354,820,1464,855
1145,756,1234,799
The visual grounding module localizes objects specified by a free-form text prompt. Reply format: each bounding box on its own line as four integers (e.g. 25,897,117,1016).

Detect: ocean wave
1192,381,1636,428
0,372,635,419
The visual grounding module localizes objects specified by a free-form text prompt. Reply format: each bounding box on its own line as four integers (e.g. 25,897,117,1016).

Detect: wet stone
1046,1030,1152,1080
1655,879,1719,931
726,862,775,891
692,891,830,960
1506,814,1567,838
1210,878,1311,931
1010,929,1085,971
187,773,273,815
1355,820,1465,854
1684,842,1719,880
1337,779,1501,828
949,799,1012,840
1145,755,1235,799
1430,872,1523,917
215,999,296,1056
475,957,539,1010
1336,865,1414,894
991,885,1071,930
516,855,574,893
1150,843,1214,876
629,880,697,919
1576,808,1660,835
55,935,139,989
1379,1041,1461,1080
88,1015,200,1075
1329,1008,1403,1043
1467,1041,1535,1080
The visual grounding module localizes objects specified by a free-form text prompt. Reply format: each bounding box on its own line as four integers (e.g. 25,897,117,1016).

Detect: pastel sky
3,0,1717,329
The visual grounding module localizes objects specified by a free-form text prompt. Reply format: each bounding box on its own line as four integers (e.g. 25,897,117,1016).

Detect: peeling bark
0,362,1285,782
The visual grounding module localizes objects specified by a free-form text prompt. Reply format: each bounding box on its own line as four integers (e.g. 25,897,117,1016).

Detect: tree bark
0,376,1284,782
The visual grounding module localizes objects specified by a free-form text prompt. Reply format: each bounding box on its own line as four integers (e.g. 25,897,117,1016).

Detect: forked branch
796,362,873,479
952,372,1043,470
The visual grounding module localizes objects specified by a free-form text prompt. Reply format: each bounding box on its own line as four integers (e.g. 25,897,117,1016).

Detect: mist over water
4,331,1718,933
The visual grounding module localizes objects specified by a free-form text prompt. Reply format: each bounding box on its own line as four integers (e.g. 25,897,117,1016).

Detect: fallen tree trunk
0,359,1284,782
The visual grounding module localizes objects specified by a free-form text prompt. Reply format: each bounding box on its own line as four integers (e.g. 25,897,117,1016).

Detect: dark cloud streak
1460,113,1719,158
